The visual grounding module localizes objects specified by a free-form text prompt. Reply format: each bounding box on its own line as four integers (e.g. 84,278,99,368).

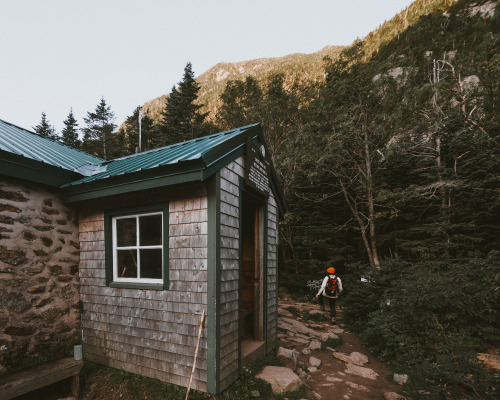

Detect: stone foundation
0,177,81,373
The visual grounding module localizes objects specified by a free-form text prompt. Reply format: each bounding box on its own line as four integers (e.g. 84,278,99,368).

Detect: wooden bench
0,357,84,400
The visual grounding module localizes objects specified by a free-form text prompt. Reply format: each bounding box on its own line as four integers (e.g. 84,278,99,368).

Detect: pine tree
81,97,116,159
158,62,210,146
60,108,80,148
33,112,57,140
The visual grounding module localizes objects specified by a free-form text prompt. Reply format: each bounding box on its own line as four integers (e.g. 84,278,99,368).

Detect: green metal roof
0,118,103,172
64,124,261,187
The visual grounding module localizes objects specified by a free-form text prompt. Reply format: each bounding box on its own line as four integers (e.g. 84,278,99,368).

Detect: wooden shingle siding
217,156,279,390
218,159,242,390
79,186,209,392
266,193,278,349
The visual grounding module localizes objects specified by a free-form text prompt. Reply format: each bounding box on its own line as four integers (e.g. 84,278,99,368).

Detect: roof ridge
105,123,260,164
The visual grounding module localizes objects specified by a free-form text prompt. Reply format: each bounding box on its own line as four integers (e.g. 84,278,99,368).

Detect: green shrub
342,253,500,398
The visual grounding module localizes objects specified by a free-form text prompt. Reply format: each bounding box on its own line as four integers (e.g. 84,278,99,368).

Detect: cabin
0,119,285,395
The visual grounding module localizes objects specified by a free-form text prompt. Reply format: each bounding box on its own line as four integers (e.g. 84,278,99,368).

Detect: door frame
238,177,268,371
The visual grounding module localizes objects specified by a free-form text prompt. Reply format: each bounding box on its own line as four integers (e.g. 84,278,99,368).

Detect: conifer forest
33,0,499,397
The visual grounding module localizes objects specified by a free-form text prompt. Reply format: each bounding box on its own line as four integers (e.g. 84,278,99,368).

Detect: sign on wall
245,139,270,197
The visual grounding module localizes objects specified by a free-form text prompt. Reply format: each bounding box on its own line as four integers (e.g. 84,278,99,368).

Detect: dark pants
318,295,337,318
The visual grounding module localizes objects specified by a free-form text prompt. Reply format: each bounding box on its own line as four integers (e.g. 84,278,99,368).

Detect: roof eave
0,150,83,187
61,159,206,203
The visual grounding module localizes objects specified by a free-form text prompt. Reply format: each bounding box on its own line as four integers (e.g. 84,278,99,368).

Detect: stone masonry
0,177,81,373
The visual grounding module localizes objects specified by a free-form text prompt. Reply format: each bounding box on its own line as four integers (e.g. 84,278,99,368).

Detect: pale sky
0,0,413,133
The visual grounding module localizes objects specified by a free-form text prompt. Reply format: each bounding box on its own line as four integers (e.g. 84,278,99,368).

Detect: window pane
116,217,136,247
140,249,162,279
117,250,138,278
140,214,162,246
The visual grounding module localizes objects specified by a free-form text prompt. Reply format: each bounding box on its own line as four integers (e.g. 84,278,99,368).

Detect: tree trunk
363,130,381,268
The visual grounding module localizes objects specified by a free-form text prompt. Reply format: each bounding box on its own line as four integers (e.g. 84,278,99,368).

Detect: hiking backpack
324,276,339,296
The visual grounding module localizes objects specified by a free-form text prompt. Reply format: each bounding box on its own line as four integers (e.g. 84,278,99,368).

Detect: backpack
324,276,339,296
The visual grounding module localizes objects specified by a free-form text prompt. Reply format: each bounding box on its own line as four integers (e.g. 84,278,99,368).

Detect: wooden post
185,309,205,400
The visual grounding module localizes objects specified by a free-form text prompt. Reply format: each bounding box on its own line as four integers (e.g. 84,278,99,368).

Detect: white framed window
112,211,163,283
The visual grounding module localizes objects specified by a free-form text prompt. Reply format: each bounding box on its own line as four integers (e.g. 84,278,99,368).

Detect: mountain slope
137,0,460,126
139,45,345,123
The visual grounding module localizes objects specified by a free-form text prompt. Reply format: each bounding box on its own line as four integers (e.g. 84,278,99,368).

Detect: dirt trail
277,297,406,399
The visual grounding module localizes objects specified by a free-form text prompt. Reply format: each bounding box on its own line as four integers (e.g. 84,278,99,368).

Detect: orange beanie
327,267,335,274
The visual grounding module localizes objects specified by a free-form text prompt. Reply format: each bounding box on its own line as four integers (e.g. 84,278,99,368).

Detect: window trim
104,203,169,290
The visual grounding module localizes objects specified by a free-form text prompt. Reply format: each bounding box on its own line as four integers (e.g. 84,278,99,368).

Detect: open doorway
240,192,265,363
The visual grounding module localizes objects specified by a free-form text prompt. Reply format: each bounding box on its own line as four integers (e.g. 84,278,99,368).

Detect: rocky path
258,297,409,399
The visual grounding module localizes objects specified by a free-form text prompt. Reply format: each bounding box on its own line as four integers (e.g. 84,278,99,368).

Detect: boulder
309,356,321,368
308,340,322,351
344,363,378,380
256,366,302,394
333,351,369,366
319,332,339,341
277,346,298,370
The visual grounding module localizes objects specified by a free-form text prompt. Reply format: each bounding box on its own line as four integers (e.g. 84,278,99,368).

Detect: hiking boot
320,305,325,311
330,317,336,325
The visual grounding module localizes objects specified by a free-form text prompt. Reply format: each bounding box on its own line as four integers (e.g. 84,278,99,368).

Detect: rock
308,366,318,373
301,348,311,355
477,353,500,370
394,373,409,385
308,340,322,350
319,332,339,341
345,381,369,392
309,356,321,368
277,346,298,370
331,327,344,334
333,351,369,366
289,337,310,345
309,309,324,315
326,376,343,383
256,366,302,394
384,392,409,400
344,363,378,380
278,307,294,317
297,368,308,379
279,317,318,336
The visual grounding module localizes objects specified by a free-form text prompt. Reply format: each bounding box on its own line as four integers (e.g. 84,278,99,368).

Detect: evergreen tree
157,62,210,146
81,97,116,159
60,108,80,148
33,112,57,140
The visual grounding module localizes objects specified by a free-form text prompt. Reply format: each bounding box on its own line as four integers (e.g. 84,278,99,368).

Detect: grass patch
84,362,209,400
321,335,343,350
83,355,292,400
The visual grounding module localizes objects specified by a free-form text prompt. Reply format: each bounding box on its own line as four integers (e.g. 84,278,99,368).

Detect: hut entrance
240,192,265,361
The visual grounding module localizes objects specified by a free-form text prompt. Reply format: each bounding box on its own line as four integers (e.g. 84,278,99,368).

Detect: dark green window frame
104,202,169,290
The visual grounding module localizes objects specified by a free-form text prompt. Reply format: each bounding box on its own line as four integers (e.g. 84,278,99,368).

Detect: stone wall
0,176,81,373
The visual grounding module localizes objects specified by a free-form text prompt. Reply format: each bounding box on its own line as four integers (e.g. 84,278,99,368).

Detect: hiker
315,267,343,324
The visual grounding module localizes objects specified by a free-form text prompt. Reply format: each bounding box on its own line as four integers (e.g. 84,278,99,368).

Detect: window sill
109,282,165,290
